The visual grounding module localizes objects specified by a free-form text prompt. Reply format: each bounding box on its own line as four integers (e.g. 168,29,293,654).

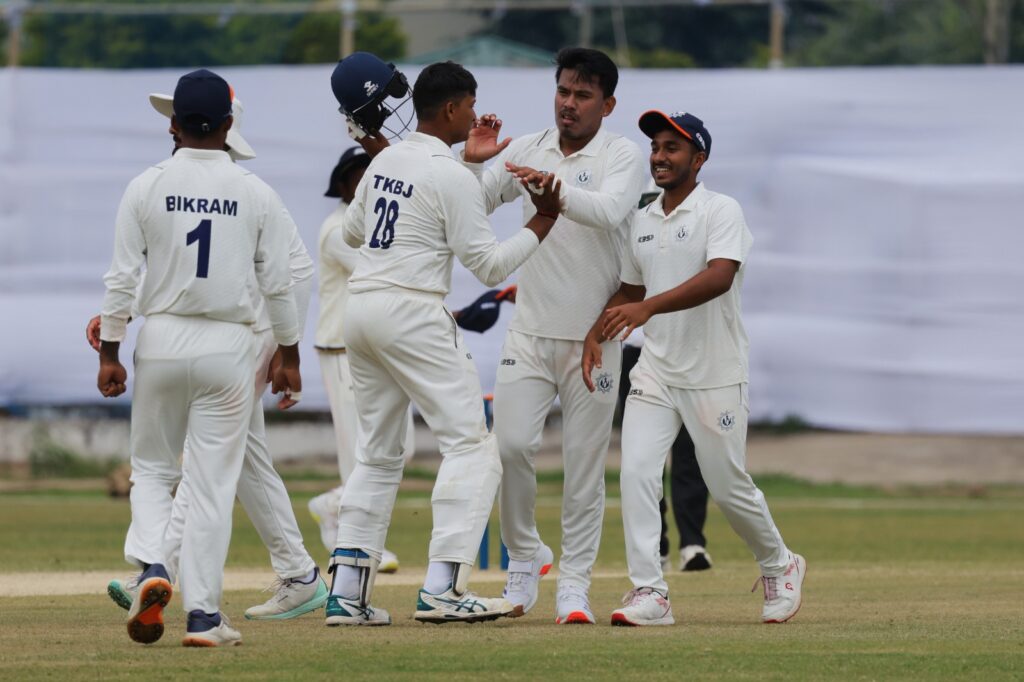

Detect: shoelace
505,571,531,592
621,587,661,607
751,576,779,602
123,575,141,590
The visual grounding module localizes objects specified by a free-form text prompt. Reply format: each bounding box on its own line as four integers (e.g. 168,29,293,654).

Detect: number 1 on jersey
186,219,211,278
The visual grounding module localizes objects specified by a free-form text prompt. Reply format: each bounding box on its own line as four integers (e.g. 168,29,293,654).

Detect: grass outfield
1,480,1023,680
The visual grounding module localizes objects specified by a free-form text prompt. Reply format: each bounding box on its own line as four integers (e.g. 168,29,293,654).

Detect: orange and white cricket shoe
554,583,595,624
126,569,173,644
754,552,806,623
610,588,675,626
503,543,554,617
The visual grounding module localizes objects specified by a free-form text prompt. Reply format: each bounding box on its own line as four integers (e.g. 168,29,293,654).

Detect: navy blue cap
639,110,711,157
173,69,232,134
455,290,503,334
325,147,371,198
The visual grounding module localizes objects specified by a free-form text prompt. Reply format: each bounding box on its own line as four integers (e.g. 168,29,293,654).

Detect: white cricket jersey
315,201,357,348
472,126,646,341
620,182,753,389
252,204,313,336
101,148,299,346
342,132,540,295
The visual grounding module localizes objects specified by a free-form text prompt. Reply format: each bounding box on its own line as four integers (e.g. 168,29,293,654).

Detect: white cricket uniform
335,131,540,565
315,202,414,500
619,182,790,595
101,148,300,614
471,127,646,588
163,223,317,583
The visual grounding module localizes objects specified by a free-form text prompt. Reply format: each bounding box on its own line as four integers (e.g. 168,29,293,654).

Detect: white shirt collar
539,126,608,158
173,148,232,162
650,182,709,218
405,131,453,158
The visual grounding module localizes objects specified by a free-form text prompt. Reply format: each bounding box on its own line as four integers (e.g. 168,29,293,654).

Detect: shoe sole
107,581,132,611
610,612,675,626
508,560,553,618
682,555,712,572
244,585,329,621
555,611,595,625
763,555,807,624
127,578,172,644
181,636,242,647
325,616,391,626
414,610,511,625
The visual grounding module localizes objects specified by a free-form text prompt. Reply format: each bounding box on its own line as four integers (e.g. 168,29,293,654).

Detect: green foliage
17,3,407,68
28,438,118,479
793,0,988,66
626,47,697,69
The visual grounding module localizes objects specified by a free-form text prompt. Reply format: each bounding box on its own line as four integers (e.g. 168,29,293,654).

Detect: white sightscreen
1,64,1022,433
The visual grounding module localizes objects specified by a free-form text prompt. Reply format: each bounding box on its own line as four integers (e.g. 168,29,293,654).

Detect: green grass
1,483,1023,679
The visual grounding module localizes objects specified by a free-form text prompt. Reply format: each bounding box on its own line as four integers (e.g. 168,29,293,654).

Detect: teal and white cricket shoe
324,595,391,626
244,569,329,620
107,575,140,611
414,588,514,624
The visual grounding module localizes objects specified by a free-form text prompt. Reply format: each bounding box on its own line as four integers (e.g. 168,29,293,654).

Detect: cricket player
90,90,327,625
308,148,517,569
307,146,414,573
583,110,805,626
323,59,561,626
98,69,302,646
463,47,646,623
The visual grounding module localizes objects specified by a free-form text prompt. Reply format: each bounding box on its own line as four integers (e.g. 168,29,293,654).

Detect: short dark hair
413,61,477,119
555,47,618,98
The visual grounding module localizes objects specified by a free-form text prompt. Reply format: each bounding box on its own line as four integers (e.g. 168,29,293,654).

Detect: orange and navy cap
638,110,711,157
173,69,232,134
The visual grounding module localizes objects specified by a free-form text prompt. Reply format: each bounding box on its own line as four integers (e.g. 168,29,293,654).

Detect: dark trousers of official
619,344,709,553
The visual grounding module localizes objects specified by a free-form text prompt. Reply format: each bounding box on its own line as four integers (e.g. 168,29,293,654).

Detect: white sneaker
244,570,329,620
754,553,806,623
308,489,341,553
554,582,595,624
182,611,242,647
414,588,514,624
379,548,400,574
611,588,675,626
680,545,713,572
324,594,392,626
502,544,554,617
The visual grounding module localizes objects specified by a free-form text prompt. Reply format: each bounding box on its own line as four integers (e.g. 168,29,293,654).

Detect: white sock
330,565,361,599
294,569,317,584
423,561,455,594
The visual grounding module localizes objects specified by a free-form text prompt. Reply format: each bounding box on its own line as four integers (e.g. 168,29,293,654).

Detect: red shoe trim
560,611,593,624
539,563,553,576
610,612,636,626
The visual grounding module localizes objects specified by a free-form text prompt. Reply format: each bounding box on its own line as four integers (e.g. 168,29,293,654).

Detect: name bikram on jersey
165,195,239,216
371,174,415,198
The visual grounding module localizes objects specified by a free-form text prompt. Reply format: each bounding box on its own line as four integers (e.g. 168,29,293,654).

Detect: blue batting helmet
331,52,411,137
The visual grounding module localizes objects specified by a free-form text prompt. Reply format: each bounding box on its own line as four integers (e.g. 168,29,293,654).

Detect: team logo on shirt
595,372,614,393
718,410,736,431
576,169,592,185
364,80,379,97
675,224,688,240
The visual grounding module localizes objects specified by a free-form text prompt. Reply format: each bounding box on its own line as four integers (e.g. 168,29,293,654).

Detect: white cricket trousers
124,314,254,614
318,349,415,484
621,365,790,594
494,330,621,589
335,288,501,565
161,330,316,584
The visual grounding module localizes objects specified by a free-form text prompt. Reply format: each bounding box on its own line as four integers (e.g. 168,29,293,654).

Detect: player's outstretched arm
582,282,645,392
